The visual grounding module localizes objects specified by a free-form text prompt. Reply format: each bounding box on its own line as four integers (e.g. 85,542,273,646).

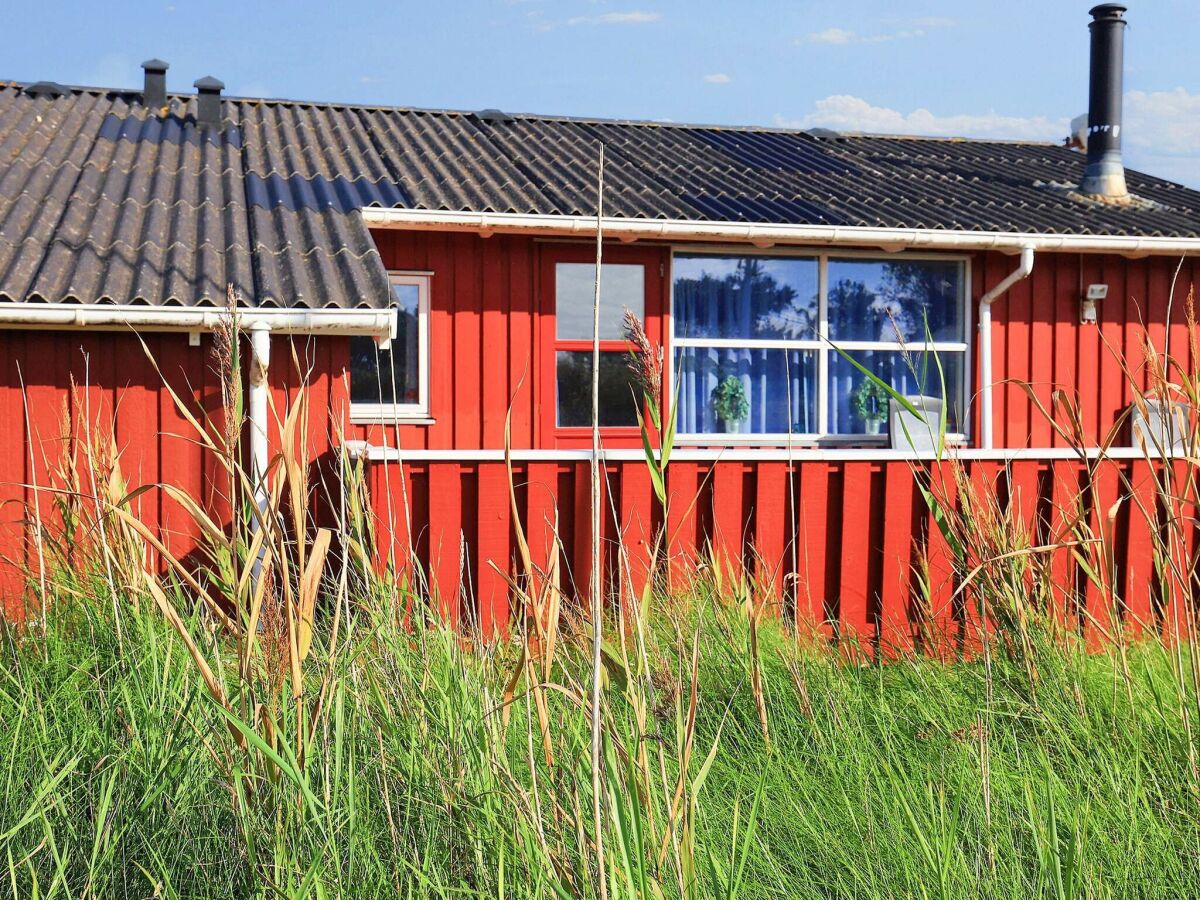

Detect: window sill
349,409,436,426
674,433,968,448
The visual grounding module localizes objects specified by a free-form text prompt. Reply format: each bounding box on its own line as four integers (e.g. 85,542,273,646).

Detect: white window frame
349,272,432,424
668,247,971,445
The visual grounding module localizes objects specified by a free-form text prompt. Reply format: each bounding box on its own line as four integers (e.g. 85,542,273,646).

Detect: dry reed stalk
588,141,607,898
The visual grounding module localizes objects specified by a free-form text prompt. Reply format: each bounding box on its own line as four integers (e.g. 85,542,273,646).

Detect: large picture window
672,252,967,440
349,273,430,420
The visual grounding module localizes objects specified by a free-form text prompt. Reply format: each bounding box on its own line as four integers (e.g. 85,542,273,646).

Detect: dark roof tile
1,84,1199,308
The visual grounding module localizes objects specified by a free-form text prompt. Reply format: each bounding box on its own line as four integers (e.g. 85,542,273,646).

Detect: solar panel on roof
243,171,411,213
692,129,856,176
684,192,852,226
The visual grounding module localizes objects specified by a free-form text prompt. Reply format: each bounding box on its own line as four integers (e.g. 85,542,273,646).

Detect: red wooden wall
362,229,1200,451
362,452,1185,649
0,231,1196,647
976,251,1200,448
0,329,346,618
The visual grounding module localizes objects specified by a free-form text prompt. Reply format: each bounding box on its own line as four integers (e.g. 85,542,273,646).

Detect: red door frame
536,243,669,449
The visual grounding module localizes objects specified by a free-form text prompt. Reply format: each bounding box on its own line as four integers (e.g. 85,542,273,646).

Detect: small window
350,273,430,419
553,262,645,428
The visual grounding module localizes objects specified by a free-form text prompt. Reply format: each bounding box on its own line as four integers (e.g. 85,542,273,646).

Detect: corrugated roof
1,82,1199,308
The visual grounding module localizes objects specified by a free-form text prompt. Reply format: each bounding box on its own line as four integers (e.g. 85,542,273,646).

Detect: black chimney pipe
142,59,168,109
1080,3,1129,199
193,76,224,128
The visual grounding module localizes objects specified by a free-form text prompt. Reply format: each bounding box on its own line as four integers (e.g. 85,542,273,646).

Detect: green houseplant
712,375,750,434
852,377,891,435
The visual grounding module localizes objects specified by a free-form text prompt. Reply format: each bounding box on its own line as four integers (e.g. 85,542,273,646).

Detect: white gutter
0,305,396,346
362,208,1200,256
978,246,1035,449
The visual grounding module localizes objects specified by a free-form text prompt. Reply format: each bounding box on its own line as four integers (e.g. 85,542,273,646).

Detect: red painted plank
752,462,788,604
619,461,654,607
1098,256,1127,446
1009,459,1042,602
1161,458,1196,641
427,461,463,625
428,234,455,451
1082,459,1121,648
1006,267,1033,445
507,237,535,448
0,333,27,610
922,460,958,657
1052,254,1079,449
960,460,1000,653
453,235,483,448
795,461,830,632
481,242,508,448
572,461,594,606
1046,459,1081,629
1122,458,1158,636
838,462,874,645
1078,256,1103,444
475,461,512,638
879,461,916,654
666,462,701,590
710,461,745,585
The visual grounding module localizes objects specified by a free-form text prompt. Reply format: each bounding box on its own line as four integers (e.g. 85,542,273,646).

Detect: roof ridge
0,80,1068,146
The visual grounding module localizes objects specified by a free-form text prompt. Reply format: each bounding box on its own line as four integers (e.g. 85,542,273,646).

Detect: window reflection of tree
674,259,818,433
827,262,960,432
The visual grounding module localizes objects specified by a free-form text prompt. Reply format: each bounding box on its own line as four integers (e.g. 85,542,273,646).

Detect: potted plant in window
712,375,750,434
852,378,890,435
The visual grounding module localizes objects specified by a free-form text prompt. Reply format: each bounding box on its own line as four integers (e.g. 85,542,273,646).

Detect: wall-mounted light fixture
1082,283,1108,324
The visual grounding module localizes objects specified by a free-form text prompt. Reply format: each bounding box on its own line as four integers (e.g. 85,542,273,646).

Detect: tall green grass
2,576,1198,898
4,297,1200,897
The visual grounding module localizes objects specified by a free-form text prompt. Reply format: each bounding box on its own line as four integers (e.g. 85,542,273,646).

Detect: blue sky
13,1,1200,186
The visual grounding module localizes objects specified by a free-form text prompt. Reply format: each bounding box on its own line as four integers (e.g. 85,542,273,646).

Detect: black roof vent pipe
142,59,168,110
193,75,224,128
1080,4,1129,200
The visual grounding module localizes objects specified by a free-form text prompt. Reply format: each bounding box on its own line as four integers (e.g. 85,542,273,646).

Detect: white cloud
535,10,661,30
567,10,660,25
803,17,952,46
776,89,1200,188
911,16,955,28
703,73,731,84
777,95,1067,141
807,27,855,45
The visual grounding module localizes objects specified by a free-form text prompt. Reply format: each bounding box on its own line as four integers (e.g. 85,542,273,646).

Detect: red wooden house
0,5,1197,643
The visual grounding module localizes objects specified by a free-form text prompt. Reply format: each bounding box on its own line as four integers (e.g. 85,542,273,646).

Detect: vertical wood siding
974,252,1199,448
0,330,346,618
364,231,1200,452
363,454,1189,650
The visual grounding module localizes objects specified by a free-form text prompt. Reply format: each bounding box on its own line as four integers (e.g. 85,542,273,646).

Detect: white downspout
978,245,1035,449
249,322,272,518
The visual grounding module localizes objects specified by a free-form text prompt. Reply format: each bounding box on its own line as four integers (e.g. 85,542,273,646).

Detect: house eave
361,208,1200,256
0,304,395,341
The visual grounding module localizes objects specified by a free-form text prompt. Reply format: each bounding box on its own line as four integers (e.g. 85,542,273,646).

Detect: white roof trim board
363,208,1200,255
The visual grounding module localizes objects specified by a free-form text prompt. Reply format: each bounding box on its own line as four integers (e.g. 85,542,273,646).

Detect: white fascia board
361,208,1200,256
0,304,394,339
